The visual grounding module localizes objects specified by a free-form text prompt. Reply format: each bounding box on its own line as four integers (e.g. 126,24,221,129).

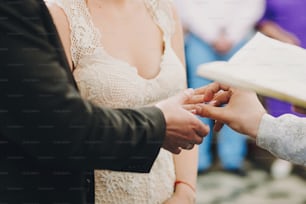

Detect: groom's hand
156,89,210,154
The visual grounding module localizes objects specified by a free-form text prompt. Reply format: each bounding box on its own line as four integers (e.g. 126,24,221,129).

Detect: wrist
174,180,196,202
250,111,266,139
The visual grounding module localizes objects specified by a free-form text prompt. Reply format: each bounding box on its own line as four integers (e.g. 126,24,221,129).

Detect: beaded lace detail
47,0,186,203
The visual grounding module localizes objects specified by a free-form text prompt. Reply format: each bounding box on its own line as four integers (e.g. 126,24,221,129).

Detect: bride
46,0,198,203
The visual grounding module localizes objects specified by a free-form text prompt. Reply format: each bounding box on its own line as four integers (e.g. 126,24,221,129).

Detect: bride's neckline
81,0,169,81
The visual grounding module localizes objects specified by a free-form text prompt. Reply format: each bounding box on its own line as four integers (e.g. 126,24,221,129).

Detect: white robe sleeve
256,113,306,166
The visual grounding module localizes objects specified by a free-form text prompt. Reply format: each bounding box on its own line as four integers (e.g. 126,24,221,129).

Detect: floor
196,167,306,204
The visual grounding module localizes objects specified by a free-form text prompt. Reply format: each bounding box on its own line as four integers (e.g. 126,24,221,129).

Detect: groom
0,0,209,203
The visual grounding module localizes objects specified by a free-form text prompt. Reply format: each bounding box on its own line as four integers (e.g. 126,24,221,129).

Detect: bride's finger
182,104,197,113
185,94,205,104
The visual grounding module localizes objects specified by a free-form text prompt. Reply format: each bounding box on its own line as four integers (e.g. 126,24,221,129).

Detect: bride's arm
45,2,74,70
164,6,198,204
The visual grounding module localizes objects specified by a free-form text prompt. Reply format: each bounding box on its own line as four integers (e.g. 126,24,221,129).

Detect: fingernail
190,109,196,114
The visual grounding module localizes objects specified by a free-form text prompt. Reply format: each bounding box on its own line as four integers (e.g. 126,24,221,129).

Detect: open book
197,32,306,108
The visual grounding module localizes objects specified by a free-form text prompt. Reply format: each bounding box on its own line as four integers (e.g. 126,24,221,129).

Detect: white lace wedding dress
47,0,186,203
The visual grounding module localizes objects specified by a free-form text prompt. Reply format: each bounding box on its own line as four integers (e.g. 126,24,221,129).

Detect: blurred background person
256,0,306,179
174,0,265,175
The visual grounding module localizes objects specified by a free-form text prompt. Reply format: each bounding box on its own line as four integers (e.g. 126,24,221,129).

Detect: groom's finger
177,88,195,104
182,104,197,112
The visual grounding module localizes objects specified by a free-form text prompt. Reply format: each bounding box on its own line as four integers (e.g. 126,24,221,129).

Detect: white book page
197,32,306,108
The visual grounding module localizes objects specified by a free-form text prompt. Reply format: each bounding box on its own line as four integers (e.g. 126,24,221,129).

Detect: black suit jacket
0,0,166,203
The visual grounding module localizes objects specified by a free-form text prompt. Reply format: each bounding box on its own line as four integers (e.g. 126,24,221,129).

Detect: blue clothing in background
185,34,248,171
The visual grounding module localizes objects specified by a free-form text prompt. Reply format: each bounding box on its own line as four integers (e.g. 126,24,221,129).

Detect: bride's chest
73,48,186,108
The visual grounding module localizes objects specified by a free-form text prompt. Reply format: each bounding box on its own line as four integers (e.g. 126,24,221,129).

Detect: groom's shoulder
0,0,47,21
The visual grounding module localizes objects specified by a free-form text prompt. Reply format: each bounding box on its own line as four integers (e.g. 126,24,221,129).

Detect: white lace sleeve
145,0,175,41
47,0,100,67
256,113,306,166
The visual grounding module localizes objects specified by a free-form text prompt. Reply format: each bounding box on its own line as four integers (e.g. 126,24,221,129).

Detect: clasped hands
186,82,267,137
157,82,266,154
158,82,306,154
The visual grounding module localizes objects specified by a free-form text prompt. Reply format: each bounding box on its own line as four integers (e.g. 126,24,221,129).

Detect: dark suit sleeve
0,0,166,172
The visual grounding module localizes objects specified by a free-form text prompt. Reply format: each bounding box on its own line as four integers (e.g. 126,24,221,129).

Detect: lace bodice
257,114,306,166
47,0,186,203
